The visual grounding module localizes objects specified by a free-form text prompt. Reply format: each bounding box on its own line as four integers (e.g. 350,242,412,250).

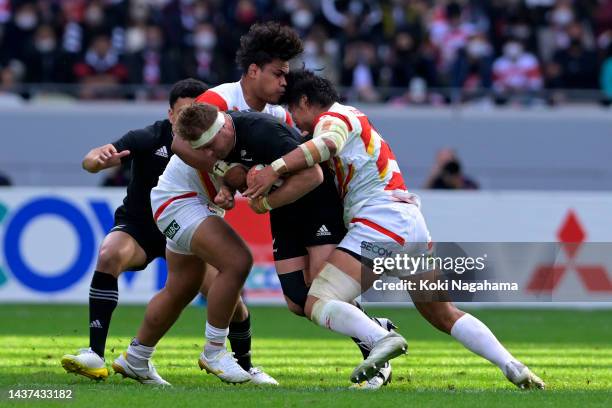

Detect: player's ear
247,63,260,79
167,108,173,123
300,95,309,109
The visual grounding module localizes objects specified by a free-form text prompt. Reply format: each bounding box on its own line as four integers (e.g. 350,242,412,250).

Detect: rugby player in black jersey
60,79,266,384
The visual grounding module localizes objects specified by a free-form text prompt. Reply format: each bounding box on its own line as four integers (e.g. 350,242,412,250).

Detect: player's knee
308,263,361,304
96,246,127,277
223,250,253,280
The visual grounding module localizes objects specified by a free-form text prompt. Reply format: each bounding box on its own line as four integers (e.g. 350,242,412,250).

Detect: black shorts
109,205,166,270
270,172,346,261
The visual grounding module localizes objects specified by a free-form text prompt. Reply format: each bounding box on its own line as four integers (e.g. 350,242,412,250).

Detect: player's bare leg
188,216,253,384
112,249,205,386
201,265,278,385
61,231,147,380
407,270,545,389
304,249,408,384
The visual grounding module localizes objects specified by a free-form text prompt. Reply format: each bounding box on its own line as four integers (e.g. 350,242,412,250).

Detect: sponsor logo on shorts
163,220,181,239
360,241,393,257
316,225,331,237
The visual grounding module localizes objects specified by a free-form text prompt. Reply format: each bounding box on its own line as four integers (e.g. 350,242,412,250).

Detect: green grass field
1,305,611,407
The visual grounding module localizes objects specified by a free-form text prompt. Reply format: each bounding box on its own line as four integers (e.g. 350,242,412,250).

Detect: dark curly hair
236,22,303,72
279,70,339,108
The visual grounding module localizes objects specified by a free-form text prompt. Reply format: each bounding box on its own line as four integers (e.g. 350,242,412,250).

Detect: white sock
127,338,155,369
450,313,515,373
204,322,228,359
312,300,389,349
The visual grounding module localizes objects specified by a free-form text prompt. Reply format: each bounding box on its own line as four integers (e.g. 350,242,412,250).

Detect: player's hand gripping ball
246,165,283,195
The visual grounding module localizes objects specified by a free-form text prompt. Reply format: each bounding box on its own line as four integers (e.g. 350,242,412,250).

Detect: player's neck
239,78,267,112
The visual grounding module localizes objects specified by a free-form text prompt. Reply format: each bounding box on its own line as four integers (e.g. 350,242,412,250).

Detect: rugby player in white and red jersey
172,22,396,389
245,70,545,390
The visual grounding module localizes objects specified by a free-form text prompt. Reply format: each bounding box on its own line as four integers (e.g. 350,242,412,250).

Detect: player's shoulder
125,119,172,151
144,119,172,143
317,102,362,131
196,82,240,110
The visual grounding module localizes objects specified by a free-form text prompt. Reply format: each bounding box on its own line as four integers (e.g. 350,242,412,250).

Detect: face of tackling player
250,59,289,104
288,95,319,134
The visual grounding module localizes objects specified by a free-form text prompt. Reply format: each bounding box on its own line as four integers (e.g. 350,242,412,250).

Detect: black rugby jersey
112,119,173,222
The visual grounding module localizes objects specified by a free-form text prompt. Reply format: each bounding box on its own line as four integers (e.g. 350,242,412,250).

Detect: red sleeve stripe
350,218,405,246
385,172,407,191
195,90,228,111
198,171,218,200
154,192,197,222
313,111,353,131
357,116,375,155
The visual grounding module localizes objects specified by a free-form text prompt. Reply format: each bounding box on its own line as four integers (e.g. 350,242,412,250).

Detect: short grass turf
1,305,611,407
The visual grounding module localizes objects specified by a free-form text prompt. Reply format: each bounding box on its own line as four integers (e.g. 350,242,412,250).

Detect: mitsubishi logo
527,210,612,293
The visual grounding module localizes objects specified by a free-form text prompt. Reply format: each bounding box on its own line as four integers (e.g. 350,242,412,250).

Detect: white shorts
338,201,431,277
151,189,224,255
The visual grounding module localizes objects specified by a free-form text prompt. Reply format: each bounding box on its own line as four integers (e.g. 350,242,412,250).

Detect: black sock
228,314,252,371
88,271,118,358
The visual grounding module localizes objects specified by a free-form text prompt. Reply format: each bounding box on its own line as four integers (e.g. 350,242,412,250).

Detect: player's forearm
171,136,215,172
267,165,323,209
272,147,311,176
274,138,338,177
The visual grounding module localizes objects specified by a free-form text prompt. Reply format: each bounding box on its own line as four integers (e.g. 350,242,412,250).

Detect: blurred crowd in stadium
1,0,612,105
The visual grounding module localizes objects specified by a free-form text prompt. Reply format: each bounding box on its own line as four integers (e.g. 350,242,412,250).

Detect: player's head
174,103,234,160
168,78,208,125
236,22,303,104
279,69,339,132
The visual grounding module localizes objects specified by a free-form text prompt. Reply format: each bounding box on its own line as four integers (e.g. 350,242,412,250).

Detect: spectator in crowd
182,22,230,85
23,25,69,84
0,0,610,103
322,0,383,40
492,40,543,104
341,36,381,102
429,2,478,84
547,31,599,91
73,33,128,99
301,24,340,84
450,33,493,97
125,25,181,96
383,30,437,104
424,148,479,190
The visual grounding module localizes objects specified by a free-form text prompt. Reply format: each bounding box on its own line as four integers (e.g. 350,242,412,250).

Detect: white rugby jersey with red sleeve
312,102,411,225
195,81,293,125
153,81,294,220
